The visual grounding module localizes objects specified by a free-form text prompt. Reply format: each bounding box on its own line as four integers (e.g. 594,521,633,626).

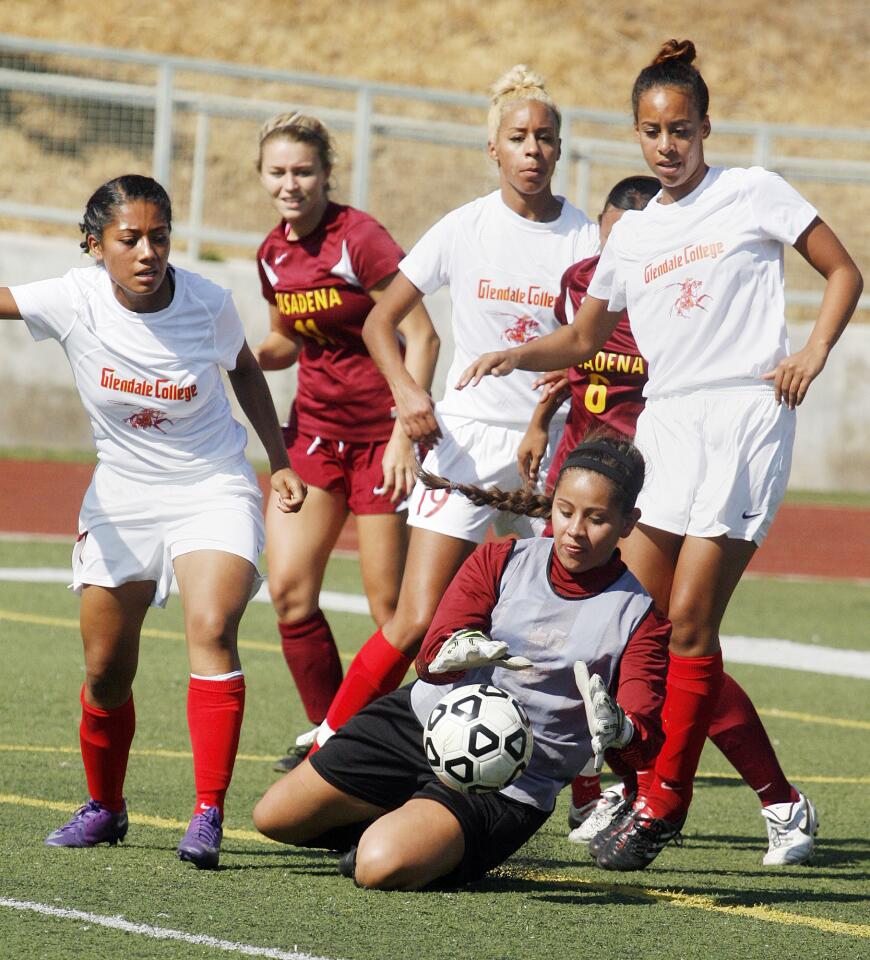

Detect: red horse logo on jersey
123,408,173,432
667,279,712,319
500,314,542,345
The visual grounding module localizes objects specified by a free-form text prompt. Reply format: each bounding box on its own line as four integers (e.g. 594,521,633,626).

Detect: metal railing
1,33,868,312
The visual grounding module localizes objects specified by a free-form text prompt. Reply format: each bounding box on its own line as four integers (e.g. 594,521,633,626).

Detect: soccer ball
423,684,533,794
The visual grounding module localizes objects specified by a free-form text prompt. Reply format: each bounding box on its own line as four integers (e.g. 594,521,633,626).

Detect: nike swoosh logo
742,510,762,519
275,253,288,264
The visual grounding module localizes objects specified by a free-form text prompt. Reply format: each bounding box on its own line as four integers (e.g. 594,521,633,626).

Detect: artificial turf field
1,538,868,960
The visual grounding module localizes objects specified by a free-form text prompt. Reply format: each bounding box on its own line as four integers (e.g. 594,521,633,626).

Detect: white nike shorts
406,413,563,543
71,460,265,608
633,386,795,545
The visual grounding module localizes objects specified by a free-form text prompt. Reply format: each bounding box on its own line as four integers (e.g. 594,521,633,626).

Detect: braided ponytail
417,468,552,520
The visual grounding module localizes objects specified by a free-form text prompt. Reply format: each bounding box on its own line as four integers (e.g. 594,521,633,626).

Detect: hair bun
652,39,697,68
490,64,548,102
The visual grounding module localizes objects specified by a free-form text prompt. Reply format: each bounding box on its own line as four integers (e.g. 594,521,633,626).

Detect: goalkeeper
253,433,669,887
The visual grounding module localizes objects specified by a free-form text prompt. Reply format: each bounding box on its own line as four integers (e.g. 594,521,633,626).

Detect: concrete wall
1,231,867,492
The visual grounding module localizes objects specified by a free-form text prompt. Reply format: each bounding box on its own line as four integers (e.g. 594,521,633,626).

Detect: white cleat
568,784,627,844
761,790,819,866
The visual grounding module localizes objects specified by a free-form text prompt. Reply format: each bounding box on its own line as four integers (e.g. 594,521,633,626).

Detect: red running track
1,460,867,580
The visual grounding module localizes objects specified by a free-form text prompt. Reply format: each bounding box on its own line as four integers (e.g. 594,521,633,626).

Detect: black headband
559,442,637,488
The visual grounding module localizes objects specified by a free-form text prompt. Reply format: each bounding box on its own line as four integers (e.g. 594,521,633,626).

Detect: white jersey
400,190,598,424
588,167,817,398
12,265,249,482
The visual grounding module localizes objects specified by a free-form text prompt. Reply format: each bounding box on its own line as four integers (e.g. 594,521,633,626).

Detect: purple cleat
44,799,128,847
177,806,223,870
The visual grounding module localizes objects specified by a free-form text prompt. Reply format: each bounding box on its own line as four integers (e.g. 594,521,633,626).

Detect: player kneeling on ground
253,434,669,888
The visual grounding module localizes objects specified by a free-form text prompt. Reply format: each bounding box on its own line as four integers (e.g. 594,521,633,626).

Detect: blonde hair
487,64,561,142
256,111,335,179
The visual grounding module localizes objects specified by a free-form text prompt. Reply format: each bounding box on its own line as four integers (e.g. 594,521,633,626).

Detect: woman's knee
268,570,320,623
83,664,134,708
385,601,439,653
353,834,415,890
185,607,241,649
668,604,718,656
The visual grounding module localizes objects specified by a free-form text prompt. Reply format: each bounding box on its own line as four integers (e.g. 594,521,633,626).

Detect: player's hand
762,342,828,409
456,350,520,389
379,426,417,503
532,369,570,402
429,628,533,674
271,467,307,513
517,424,548,487
393,382,441,446
574,661,634,772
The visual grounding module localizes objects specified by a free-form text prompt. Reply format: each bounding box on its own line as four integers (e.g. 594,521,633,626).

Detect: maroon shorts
284,425,404,516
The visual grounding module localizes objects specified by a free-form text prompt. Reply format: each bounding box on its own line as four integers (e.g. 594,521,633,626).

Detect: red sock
322,628,412,738
645,651,724,822
79,685,135,813
709,672,796,807
279,610,343,724
571,775,602,808
187,673,245,819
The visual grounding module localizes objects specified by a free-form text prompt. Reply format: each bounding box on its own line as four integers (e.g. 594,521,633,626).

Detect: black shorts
308,685,550,885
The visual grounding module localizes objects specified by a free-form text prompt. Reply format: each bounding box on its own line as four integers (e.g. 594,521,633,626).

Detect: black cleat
273,728,318,774
587,791,636,860
596,809,685,871
338,846,358,879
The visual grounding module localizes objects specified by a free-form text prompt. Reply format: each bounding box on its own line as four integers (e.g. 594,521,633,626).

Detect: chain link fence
1,33,868,320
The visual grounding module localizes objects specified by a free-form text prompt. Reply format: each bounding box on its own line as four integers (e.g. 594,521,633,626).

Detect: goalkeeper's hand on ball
429,628,533,674
574,663,634,771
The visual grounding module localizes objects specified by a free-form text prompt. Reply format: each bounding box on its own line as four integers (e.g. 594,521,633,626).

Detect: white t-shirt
12,265,249,482
400,190,599,424
588,167,817,397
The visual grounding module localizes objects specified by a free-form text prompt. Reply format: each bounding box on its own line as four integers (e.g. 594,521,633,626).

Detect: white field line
2,568,869,679
0,567,370,615
0,897,339,960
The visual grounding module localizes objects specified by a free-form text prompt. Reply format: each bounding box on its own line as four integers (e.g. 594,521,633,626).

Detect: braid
417,467,552,520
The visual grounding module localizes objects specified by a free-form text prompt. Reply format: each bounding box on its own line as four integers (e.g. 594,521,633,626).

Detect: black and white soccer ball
423,684,534,794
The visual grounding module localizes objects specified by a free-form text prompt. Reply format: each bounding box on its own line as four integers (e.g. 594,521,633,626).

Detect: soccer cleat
587,790,637,859
762,791,819,866
595,807,685,871
44,799,128,848
177,806,223,870
273,727,318,774
567,796,599,832
568,784,627,843
338,846,358,880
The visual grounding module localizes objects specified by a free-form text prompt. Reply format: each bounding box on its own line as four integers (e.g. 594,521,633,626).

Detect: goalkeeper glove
429,628,533,674
574,661,634,772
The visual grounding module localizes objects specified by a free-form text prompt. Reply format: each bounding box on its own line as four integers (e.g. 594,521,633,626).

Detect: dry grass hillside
1,0,867,124
0,2,867,320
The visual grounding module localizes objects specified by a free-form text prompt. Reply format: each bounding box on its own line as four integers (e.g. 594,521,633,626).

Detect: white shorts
406,413,563,544
634,387,795,545
71,461,265,608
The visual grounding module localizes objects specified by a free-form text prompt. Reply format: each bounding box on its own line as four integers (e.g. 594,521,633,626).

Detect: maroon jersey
550,255,647,483
257,203,404,441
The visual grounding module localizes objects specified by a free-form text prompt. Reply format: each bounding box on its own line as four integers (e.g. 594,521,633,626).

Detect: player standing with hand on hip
308,65,599,748
459,40,863,870
0,175,306,869
252,112,439,771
